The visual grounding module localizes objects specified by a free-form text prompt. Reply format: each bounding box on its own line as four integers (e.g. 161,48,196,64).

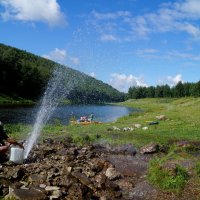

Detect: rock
45,186,60,191
142,126,148,130
28,174,47,184
140,143,159,154
72,172,92,186
112,144,137,156
95,173,106,188
43,138,53,144
129,181,158,200
122,127,134,131
8,168,26,180
134,124,142,128
107,155,149,177
6,188,47,200
156,115,167,121
105,167,121,180
49,189,62,200
112,126,120,131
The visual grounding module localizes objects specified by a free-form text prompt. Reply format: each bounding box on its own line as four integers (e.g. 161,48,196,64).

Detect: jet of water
24,66,73,159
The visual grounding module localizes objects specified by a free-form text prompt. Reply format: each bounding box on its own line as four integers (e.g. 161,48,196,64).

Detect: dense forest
0,43,125,104
128,81,200,99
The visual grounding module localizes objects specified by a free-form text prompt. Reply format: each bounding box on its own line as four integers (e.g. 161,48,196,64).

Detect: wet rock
105,167,121,180
140,143,159,154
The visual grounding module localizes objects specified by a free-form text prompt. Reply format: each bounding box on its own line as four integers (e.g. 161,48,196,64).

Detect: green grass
148,156,189,192
0,94,34,106
6,97,200,147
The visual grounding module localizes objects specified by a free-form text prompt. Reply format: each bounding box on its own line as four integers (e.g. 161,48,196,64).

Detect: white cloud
91,10,131,20
89,0,200,41
89,72,96,78
158,74,184,87
0,0,66,26
43,48,79,65
109,73,147,92
43,48,67,63
100,34,118,41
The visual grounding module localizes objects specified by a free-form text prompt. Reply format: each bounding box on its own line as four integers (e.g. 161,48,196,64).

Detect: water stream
24,66,72,159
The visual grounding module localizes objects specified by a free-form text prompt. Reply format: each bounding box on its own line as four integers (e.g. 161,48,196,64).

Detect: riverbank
0,94,34,107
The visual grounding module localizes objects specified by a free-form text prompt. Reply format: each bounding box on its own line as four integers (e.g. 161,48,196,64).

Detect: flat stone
8,188,47,200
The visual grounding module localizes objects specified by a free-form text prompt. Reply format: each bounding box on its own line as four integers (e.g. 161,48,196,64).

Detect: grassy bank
6,97,200,147
0,94,34,106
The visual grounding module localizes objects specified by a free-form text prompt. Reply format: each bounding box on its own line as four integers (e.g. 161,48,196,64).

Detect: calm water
0,104,136,125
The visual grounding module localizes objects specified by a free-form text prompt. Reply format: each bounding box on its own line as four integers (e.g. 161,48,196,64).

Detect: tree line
128,81,200,99
0,43,125,103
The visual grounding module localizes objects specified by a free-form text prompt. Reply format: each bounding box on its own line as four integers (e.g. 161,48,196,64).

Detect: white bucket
9,147,24,164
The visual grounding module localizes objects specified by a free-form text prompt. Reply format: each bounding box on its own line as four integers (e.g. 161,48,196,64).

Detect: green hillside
0,43,125,104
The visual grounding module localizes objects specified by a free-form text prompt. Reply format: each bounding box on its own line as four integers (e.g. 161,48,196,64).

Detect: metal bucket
9,147,24,164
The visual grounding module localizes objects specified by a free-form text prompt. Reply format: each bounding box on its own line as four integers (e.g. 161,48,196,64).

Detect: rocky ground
0,137,200,200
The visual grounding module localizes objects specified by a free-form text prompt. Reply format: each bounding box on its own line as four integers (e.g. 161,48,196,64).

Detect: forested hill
0,43,125,104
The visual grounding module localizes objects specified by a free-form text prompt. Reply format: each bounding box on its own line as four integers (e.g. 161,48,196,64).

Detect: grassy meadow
6,97,200,147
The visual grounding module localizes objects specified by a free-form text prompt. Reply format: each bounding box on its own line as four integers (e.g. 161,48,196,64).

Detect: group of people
0,121,23,161
78,113,94,122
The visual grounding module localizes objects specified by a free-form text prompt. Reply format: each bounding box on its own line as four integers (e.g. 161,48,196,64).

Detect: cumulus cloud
0,0,66,26
109,73,148,92
158,74,184,87
43,48,79,65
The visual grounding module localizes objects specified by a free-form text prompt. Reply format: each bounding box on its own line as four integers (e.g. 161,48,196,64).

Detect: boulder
140,143,159,154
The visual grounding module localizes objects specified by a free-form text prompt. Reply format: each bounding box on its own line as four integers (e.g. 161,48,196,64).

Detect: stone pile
0,138,179,200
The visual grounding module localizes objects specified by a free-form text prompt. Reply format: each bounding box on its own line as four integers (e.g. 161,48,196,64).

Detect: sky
0,0,200,92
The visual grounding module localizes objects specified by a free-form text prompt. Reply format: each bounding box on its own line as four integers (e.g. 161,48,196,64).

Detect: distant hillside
0,43,125,103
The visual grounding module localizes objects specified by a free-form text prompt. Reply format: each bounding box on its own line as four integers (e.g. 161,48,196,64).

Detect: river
0,104,136,125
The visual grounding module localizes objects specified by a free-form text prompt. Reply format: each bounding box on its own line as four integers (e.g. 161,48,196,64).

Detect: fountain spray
23,66,72,159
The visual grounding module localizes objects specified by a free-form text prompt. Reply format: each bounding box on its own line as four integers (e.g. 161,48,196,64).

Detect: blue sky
0,0,200,92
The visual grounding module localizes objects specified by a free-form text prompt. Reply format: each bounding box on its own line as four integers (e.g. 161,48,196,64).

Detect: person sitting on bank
0,121,23,154
88,113,94,122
